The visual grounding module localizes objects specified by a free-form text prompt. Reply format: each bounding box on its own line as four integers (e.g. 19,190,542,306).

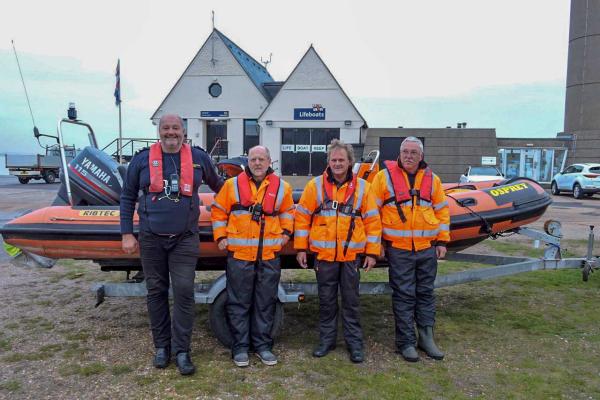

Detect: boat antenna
11,39,47,148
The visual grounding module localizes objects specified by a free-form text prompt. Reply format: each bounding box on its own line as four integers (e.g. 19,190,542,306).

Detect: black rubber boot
417,326,444,360
398,345,419,362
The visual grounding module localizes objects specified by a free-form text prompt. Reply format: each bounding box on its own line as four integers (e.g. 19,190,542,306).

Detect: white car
459,166,504,183
551,163,600,199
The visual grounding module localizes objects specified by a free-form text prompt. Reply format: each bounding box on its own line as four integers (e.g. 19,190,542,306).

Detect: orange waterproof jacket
294,169,382,262
370,161,450,252
211,170,294,261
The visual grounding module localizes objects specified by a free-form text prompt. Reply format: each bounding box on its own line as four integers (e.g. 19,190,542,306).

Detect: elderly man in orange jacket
370,136,450,362
212,146,294,367
295,139,381,363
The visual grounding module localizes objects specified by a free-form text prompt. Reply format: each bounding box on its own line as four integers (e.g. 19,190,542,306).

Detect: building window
208,83,222,98
243,119,260,154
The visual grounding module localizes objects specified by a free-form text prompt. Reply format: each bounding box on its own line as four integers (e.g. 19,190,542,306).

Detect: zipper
257,216,265,260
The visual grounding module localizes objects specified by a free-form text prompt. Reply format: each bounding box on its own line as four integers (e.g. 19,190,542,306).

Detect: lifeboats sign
486,182,536,206
294,104,326,120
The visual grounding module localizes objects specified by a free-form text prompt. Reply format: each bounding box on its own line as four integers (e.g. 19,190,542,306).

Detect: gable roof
151,29,274,119
215,29,274,100
258,46,368,127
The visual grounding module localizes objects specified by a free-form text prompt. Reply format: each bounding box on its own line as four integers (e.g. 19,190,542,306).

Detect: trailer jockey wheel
208,290,284,348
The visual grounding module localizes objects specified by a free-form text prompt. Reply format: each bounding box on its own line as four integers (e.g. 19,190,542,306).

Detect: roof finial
212,10,215,30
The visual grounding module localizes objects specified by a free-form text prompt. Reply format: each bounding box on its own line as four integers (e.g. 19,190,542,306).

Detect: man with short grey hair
370,136,450,362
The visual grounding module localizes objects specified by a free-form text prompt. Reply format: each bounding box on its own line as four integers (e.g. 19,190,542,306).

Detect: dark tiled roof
262,81,284,101
215,30,274,100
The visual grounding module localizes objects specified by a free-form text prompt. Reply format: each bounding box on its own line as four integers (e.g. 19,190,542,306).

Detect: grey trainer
233,352,249,367
256,350,278,366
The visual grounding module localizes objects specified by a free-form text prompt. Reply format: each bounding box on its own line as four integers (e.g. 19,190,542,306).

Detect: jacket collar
325,167,353,186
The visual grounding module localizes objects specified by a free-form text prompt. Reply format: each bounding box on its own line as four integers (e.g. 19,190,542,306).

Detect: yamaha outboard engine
54,147,125,206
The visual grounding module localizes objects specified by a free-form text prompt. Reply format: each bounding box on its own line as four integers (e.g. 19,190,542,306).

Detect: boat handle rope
446,193,494,238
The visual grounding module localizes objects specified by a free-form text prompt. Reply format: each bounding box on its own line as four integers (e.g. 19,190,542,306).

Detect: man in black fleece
120,114,223,375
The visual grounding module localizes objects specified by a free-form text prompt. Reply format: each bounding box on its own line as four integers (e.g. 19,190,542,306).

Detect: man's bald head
247,146,271,181
159,114,186,134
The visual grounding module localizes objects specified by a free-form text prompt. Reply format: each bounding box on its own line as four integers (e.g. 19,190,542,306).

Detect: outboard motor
54,147,125,206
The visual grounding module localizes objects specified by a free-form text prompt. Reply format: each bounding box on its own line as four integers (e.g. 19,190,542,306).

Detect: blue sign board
201,111,229,118
294,107,326,120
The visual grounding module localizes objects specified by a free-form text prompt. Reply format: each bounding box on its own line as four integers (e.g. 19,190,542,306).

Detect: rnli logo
489,183,528,197
78,210,120,217
152,160,160,167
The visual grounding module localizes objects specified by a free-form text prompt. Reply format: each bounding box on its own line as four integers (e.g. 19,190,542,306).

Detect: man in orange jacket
370,136,450,362
295,139,382,363
211,146,294,367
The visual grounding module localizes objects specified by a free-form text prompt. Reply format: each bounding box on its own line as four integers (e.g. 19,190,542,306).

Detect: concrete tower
563,0,600,163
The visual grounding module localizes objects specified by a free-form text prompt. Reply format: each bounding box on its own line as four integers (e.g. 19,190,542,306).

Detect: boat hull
1,178,552,269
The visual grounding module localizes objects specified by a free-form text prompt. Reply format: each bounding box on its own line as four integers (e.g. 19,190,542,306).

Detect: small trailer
92,222,599,347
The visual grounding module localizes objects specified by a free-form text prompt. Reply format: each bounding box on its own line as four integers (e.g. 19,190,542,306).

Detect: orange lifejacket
148,142,194,196
317,169,358,216
384,160,432,204
235,171,281,215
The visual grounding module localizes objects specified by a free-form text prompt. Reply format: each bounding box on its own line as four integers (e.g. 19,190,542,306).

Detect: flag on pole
114,59,121,106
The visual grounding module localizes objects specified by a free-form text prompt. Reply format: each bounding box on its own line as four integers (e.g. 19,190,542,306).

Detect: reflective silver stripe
385,169,395,197
274,179,285,211
316,210,337,217
383,228,439,237
342,241,365,249
354,179,365,210
419,199,432,207
263,238,284,246
212,221,227,228
315,176,323,205
362,209,379,218
438,224,450,231
375,197,383,207
211,201,226,212
232,177,240,203
232,209,251,216
296,205,311,215
279,212,293,220
367,235,380,243
294,229,309,237
228,238,259,246
310,239,336,248
433,200,448,210
228,237,284,247
385,201,409,208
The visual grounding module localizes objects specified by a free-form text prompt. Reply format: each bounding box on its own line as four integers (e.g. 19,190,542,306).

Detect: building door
379,137,426,167
206,121,228,158
281,128,340,175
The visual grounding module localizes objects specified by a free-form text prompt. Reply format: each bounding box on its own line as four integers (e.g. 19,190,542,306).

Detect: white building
152,29,366,176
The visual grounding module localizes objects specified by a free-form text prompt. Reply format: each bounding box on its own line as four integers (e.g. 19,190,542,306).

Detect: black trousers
315,258,363,350
138,231,199,355
226,255,281,354
387,245,437,350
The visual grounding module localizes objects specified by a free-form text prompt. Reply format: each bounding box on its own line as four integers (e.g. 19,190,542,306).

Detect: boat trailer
91,221,598,346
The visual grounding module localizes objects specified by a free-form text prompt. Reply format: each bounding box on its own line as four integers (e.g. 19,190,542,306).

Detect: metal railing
101,138,158,163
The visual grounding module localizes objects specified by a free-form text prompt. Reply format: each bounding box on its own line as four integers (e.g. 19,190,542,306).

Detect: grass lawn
1,239,599,399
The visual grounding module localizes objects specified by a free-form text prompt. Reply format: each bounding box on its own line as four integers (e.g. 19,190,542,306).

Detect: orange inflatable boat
0,147,551,270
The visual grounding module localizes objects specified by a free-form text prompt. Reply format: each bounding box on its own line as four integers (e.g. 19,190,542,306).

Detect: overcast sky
0,0,571,156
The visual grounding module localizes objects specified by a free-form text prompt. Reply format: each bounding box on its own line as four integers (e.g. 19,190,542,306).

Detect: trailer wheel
208,290,284,348
43,170,56,184
18,177,29,184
